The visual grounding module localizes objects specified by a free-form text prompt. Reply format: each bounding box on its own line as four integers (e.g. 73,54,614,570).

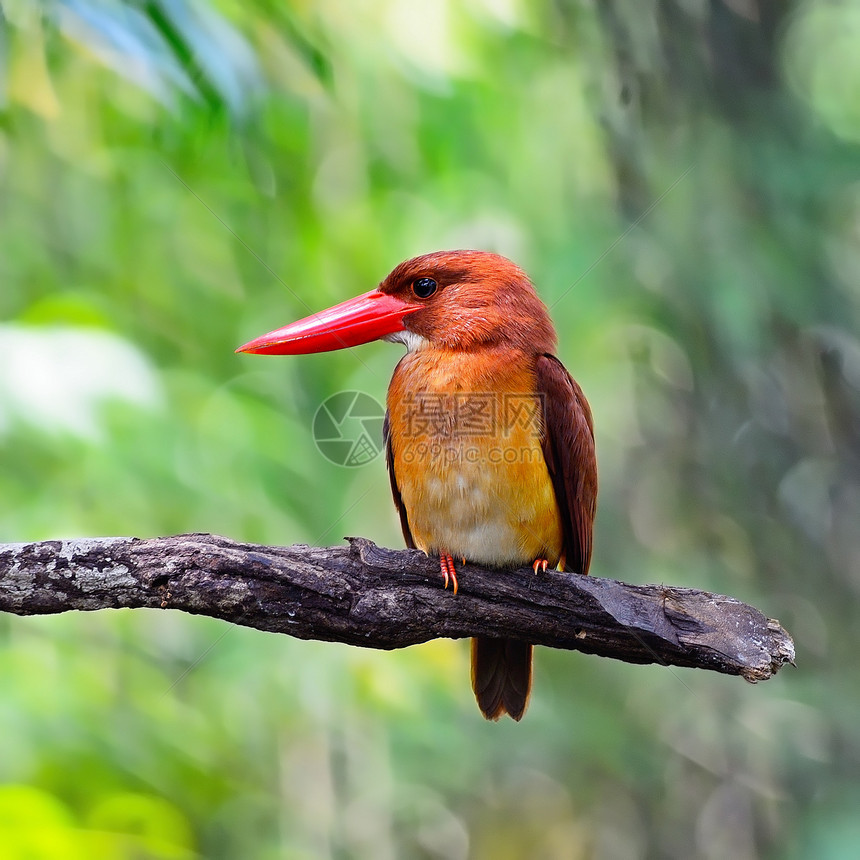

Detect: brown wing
535,354,597,574
383,410,415,549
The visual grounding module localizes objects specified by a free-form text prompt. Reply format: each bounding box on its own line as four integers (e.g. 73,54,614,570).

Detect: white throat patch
383,330,430,352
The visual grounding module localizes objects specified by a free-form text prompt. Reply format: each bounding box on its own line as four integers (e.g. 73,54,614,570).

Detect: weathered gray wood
0,533,794,681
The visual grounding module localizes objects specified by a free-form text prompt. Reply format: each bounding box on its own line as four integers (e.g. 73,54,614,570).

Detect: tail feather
471,636,533,721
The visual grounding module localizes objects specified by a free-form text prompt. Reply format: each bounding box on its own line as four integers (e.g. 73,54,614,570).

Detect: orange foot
440,552,459,595
532,558,549,574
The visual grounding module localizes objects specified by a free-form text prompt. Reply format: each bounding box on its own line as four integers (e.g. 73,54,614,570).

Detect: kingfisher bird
236,250,597,721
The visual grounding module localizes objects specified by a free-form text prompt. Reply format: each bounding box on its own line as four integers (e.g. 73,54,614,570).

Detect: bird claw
440,552,459,595
532,558,549,574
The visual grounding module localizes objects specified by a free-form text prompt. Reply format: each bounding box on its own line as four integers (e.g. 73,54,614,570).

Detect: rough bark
0,533,794,681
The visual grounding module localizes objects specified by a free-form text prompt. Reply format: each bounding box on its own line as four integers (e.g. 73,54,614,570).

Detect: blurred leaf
0,785,86,860
87,792,195,857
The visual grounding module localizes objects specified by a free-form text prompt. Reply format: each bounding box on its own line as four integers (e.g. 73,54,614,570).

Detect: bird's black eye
412,277,438,299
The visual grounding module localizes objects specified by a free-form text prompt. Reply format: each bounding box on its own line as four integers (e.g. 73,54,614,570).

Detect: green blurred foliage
1,0,859,857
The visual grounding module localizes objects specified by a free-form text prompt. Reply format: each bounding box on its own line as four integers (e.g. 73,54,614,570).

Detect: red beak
235,289,421,355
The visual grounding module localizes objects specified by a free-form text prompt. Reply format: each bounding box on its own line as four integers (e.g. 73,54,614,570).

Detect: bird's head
236,250,557,356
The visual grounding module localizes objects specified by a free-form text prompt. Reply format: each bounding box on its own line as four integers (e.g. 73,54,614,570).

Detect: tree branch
0,534,794,681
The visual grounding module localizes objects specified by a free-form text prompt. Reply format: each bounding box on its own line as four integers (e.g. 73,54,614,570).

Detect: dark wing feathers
536,354,598,575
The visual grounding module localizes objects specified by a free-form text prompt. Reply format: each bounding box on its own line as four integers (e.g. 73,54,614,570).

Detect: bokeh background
2,1,860,857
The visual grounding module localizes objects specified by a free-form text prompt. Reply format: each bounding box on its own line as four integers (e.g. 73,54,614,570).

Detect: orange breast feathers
386,346,564,568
